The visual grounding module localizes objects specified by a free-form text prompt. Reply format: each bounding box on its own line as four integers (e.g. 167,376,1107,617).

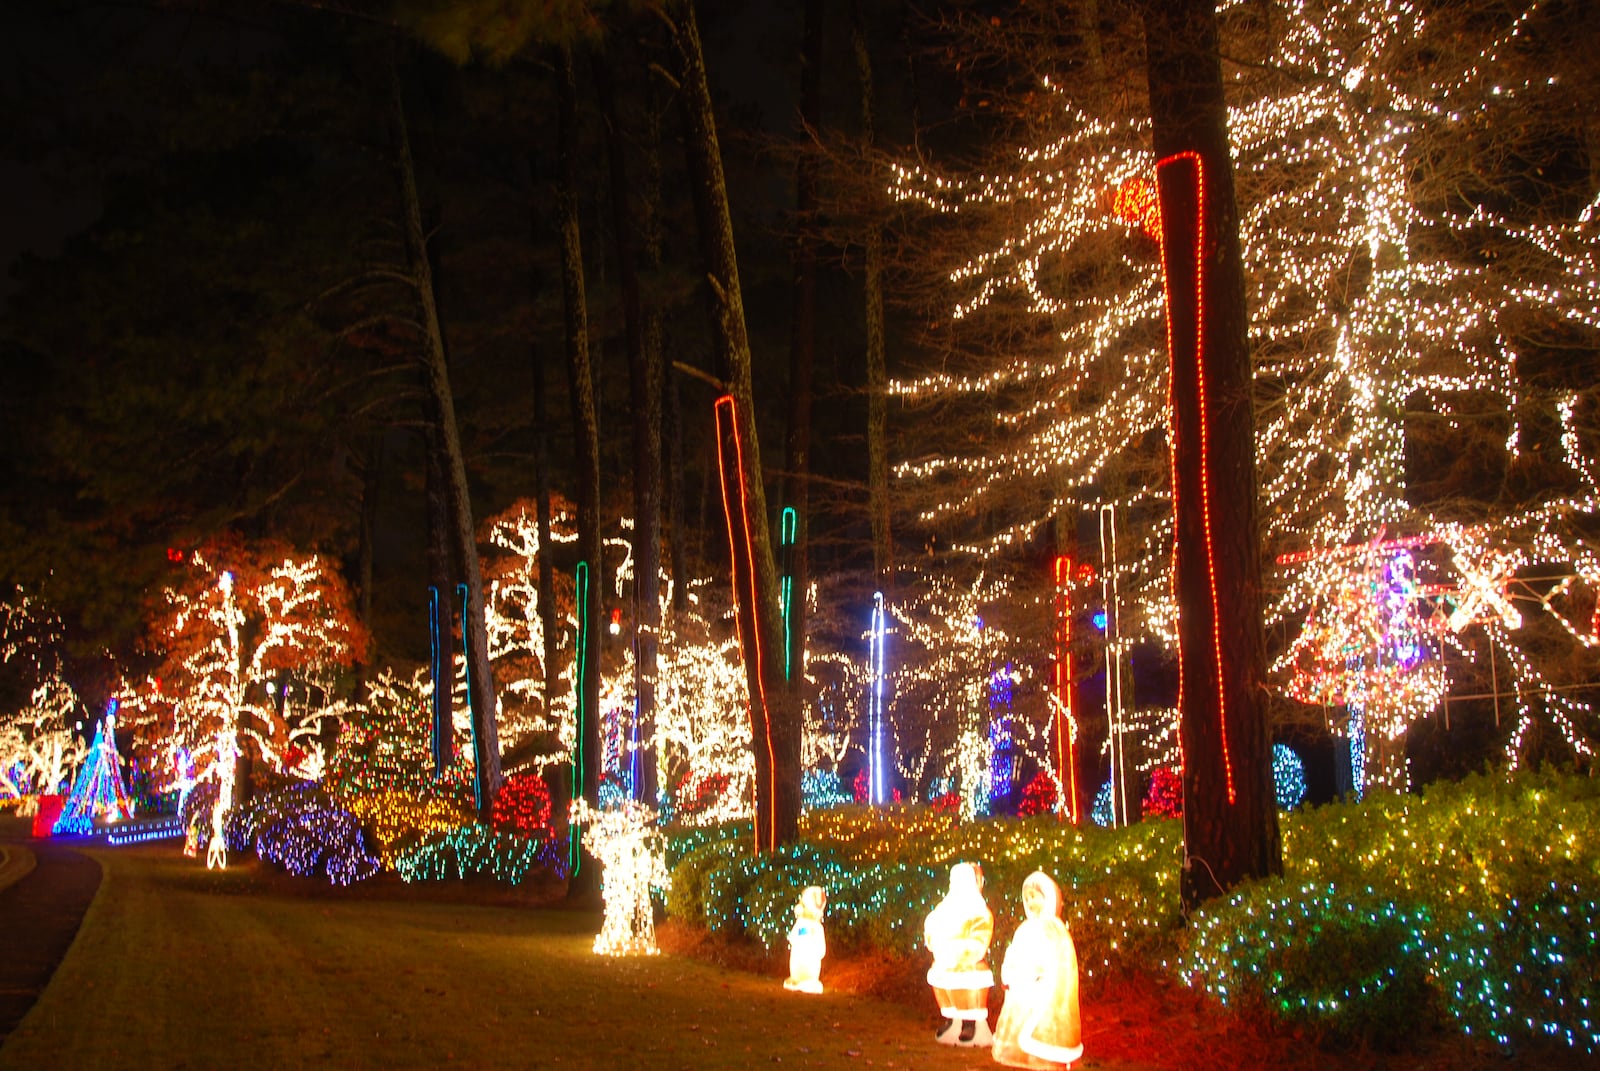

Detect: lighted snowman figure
783,885,827,993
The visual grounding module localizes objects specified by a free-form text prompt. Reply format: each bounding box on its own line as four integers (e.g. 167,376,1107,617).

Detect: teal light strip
780,507,797,680
571,561,591,874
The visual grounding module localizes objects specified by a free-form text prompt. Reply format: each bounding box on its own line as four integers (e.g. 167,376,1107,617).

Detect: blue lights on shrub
1274,743,1307,810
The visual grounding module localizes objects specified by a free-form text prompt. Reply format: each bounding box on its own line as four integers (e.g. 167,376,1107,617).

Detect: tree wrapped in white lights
482,500,578,769
889,0,1600,789
481,503,755,823
138,541,366,823
0,595,88,804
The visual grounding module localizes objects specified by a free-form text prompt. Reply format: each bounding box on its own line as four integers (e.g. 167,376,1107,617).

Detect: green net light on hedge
783,885,827,993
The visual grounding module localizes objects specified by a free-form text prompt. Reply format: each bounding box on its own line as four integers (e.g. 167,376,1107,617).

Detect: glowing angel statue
570,799,669,956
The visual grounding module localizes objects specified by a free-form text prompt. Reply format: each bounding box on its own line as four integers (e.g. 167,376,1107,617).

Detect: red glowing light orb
1112,175,1162,241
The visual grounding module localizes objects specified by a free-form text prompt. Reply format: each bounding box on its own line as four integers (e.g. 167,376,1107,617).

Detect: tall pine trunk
530,342,560,744
782,0,823,691
424,420,457,773
1143,0,1280,912
594,48,663,807
556,43,604,897
850,0,892,592
667,0,801,851
389,58,499,815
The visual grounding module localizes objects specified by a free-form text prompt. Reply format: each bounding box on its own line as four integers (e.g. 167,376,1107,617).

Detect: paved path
0,837,101,1043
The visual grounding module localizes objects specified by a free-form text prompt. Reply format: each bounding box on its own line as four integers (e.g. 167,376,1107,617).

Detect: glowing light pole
571,561,592,874
1099,504,1132,827
1052,555,1078,822
868,591,889,805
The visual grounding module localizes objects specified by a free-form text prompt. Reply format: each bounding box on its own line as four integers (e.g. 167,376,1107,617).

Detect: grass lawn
0,844,1055,1071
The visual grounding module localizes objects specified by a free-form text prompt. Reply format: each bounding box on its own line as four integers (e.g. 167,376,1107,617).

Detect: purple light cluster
225,786,379,886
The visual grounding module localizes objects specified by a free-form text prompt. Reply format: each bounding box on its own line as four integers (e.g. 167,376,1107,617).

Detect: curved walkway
0,837,102,1043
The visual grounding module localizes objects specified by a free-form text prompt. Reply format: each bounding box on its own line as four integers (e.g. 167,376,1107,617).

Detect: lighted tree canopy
886,0,1600,796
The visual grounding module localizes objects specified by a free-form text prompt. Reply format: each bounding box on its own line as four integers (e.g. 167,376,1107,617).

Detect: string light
887,0,1600,776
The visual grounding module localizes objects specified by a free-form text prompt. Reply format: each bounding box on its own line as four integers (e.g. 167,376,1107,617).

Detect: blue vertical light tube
869,591,887,806
457,584,481,812
571,561,591,873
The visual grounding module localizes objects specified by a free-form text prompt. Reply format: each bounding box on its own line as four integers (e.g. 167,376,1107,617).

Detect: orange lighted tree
137,539,367,808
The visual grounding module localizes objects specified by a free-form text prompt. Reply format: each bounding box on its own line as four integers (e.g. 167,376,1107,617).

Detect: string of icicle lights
887,0,1599,779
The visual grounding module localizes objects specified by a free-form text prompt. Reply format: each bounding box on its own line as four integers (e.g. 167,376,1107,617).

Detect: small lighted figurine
992,871,1082,1069
784,885,828,993
925,861,995,1046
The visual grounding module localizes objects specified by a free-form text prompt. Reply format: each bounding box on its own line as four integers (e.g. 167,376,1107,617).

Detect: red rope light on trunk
714,394,777,849
1155,150,1236,805
1053,554,1078,822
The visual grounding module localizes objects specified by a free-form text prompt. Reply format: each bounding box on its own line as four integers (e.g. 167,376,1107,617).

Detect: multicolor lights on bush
396,824,566,886
224,785,380,887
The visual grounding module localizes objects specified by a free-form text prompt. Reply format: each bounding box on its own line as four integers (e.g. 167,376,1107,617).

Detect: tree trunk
664,363,689,615
1144,0,1280,913
668,0,801,851
556,43,604,897
354,430,384,707
389,58,499,815
594,48,663,807
424,421,457,774
531,342,559,744
851,0,892,593
782,0,823,692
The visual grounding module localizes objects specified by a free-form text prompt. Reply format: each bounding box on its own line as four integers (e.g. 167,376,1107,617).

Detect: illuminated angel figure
571,799,669,956
925,861,995,1046
992,871,1082,1070
783,886,827,993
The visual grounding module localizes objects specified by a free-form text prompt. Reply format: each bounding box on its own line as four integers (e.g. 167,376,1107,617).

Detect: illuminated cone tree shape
53,702,133,835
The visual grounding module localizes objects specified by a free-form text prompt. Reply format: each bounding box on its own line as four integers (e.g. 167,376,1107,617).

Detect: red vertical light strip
1155,150,1236,805
714,394,777,849
1053,554,1078,823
